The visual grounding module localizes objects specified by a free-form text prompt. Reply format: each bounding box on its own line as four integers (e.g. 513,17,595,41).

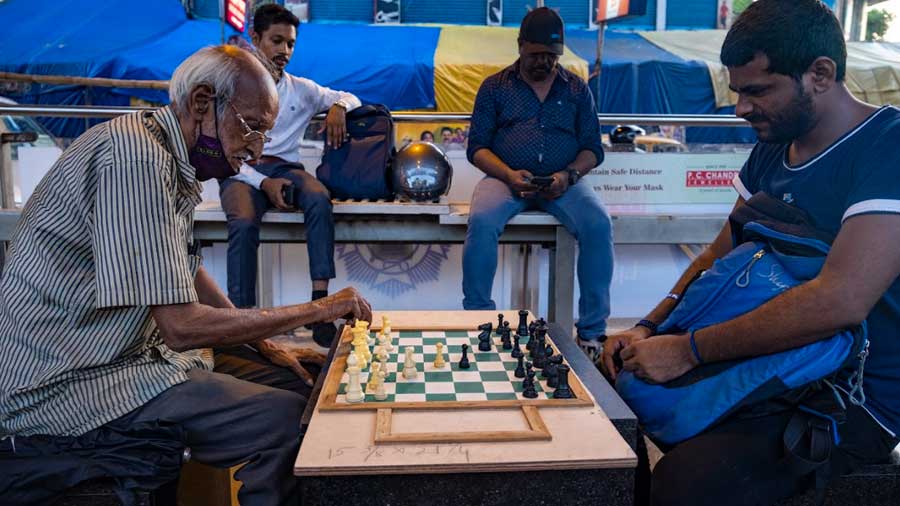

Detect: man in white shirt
219,4,361,347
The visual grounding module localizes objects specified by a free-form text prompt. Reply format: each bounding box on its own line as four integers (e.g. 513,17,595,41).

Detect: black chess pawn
522,370,538,399
525,320,538,351
459,344,471,369
514,354,526,378
495,313,505,335
516,310,529,338
553,364,574,399
532,335,547,369
501,324,512,350
529,324,544,360
541,353,558,378
544,355,563,388
511,334,523,359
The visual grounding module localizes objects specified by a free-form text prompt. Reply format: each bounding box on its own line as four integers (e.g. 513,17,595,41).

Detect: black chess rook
516,309,529,337
552,364,574,399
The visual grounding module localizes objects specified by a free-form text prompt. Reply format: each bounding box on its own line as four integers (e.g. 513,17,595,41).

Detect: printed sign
583,153,747,204
590,0,647,25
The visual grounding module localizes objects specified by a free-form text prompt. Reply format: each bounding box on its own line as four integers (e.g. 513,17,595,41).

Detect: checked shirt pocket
544,99,578,134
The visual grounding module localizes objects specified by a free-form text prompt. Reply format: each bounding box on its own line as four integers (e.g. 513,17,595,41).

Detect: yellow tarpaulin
433,25,590,113
639,30,900,109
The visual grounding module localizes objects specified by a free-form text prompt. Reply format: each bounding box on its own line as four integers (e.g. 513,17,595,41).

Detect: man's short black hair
720,0,846,81
441,127,453,135
253,4,300,35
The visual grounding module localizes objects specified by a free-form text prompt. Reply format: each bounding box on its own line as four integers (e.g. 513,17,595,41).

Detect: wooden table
295,311,638,506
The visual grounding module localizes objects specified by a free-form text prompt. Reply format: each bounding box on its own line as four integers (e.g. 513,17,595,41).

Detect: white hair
169,45,275,115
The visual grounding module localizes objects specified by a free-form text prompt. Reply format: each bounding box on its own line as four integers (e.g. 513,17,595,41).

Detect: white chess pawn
402,346,418,380
381,317,394,352
366,362,382,394
345,353,364,403
433,342,446,369
375,346,389,365
373,369,388,401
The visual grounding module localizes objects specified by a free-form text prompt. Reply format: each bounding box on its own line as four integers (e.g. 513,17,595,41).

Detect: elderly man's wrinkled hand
256,339,327,386
314,287,373,325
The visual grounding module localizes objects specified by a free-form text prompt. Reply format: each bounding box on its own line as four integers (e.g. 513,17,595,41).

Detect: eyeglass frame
227,101,273,145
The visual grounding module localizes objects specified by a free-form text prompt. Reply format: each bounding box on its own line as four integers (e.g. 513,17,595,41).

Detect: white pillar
656,0,667,31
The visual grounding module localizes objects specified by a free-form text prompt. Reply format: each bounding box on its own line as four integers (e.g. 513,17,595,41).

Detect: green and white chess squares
337,330,558,403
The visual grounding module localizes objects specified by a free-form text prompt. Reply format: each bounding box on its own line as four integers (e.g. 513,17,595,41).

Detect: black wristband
635,319,658,335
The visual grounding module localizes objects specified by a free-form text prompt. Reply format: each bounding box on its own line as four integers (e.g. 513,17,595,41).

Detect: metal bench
0,201,728,334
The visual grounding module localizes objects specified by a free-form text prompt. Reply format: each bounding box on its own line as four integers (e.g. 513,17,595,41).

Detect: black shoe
312,322,337,348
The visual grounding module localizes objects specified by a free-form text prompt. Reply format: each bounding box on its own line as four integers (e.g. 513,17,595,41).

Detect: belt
249,155,288,166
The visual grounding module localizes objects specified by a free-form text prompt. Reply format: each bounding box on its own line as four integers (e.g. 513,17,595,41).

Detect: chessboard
316,312,593,444
319,317,591,411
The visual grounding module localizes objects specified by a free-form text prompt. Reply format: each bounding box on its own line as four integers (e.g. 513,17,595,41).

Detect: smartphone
529,176,555,188
280,184,295,207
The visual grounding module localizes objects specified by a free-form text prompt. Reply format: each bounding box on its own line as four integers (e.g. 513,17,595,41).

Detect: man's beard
750,82,817,144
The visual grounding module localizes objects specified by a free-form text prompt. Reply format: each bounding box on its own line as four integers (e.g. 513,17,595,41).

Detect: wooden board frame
318,324,593,412
373,406,552,445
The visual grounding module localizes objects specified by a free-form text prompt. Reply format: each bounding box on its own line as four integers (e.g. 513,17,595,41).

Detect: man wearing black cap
463,8,612,361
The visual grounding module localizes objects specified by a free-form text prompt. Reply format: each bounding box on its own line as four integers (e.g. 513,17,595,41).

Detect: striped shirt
0,106,212,437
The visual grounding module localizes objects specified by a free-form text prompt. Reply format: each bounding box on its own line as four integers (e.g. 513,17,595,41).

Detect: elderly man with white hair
0,45,371,505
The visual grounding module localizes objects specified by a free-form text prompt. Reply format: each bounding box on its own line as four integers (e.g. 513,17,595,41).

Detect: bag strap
781,384,848,506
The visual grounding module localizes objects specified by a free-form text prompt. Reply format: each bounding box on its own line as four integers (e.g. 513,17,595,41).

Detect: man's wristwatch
333,100,349,111
566,167,581,186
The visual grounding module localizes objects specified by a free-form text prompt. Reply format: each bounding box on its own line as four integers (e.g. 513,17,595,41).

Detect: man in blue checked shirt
462,7,613,361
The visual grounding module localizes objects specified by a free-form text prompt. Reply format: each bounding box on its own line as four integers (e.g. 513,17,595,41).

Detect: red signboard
685,170,740,188
595,0,631,22
225,0,247,32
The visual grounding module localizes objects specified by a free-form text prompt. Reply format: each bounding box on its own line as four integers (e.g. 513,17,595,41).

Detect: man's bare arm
194,265,235,309
622,213,900,382
648,198,743,325
150,287,371,352
600,198,743,378
567,149,598,176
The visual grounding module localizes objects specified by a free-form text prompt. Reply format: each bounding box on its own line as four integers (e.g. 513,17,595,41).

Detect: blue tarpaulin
0,0,752,143
566,29,755,144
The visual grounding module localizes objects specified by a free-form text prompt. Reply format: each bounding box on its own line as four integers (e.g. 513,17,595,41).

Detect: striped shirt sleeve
842,123,900,222
92,160,197,308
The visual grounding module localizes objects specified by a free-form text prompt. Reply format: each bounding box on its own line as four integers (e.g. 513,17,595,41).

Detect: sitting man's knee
468,210,504,236
302,186,333,213
579,209,612,238
229,217,260,236
258,389,304,444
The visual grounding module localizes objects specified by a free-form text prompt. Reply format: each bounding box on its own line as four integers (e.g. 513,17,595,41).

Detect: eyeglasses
228,102,273,145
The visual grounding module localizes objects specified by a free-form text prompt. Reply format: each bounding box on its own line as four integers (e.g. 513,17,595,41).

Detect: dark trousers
219,162,335,308
649,402,899,506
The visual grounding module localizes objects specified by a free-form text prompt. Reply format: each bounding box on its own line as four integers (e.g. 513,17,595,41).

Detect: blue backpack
616,193,869,447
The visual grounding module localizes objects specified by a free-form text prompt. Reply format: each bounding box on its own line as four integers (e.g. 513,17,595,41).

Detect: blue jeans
462,176,613,339
219,162,335,308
